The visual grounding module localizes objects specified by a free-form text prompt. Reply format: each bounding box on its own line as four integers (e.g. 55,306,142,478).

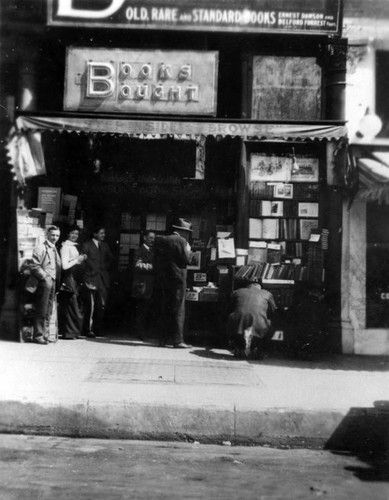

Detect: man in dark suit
30,226,62,344
81,225,113,337
131,230,155,340
154,218,192,348
227,280,276,359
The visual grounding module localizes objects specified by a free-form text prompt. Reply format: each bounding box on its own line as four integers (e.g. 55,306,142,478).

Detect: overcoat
131,244,154,300
81,240,113,300
154,234,191,286
227,285,276,339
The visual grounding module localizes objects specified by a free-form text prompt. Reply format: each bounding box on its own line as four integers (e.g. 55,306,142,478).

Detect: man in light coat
30,226,62,344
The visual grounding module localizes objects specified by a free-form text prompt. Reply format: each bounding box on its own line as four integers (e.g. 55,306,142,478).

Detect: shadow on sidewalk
325,401,389,482
187,345,389,372
247,350,389,372
189,348,242,362
85,336,160,348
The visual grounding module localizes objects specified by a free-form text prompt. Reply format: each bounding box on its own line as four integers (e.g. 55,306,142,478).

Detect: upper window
250,56,321,121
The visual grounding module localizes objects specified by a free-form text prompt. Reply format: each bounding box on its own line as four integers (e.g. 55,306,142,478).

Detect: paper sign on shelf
249,240,267,248
271,331,284,341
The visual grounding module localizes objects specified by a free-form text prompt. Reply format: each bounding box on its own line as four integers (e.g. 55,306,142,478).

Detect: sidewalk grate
87,358,262,386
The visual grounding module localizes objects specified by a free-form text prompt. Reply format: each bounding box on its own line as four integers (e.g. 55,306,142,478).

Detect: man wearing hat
227,280,276,359
154,218,192,348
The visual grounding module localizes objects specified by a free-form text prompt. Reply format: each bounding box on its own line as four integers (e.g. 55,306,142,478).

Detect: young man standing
131,230,155,340
81,226,113,337
30,226,61,345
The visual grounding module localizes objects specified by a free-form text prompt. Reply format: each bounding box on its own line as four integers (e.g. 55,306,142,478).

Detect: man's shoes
34,337,49,345
158,340,167,347
173,342,192,349
86,331,96,338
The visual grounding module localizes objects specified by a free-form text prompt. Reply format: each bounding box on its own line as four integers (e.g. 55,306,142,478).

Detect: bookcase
244,150,328,288
231,148,329,350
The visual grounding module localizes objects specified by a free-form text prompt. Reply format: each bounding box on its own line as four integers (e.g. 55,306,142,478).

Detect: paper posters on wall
217,238,236,259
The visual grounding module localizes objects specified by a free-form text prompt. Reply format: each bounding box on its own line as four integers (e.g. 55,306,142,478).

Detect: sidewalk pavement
0,331,388,448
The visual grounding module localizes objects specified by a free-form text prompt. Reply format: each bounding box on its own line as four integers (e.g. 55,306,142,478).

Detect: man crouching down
227,280,276,359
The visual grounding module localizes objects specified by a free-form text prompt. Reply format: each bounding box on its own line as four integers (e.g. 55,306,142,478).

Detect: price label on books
271,331,284,341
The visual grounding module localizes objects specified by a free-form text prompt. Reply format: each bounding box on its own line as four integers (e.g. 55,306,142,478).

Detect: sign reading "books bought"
64,48,218,116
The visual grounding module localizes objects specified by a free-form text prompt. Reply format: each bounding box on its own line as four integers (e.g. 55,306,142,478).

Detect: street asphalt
0,331,388,450
1,434,388,500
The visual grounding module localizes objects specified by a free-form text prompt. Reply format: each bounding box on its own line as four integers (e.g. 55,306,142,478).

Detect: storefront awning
7,113,346,186
351,144,389,203
14,115,347,141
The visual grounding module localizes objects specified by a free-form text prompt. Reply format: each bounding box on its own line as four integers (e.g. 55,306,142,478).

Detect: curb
0,400,345,448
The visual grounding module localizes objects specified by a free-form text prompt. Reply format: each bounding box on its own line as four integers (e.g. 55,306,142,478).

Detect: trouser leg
172,285,185,345
83,289,95,333
93,289,105,334
34,278,55,340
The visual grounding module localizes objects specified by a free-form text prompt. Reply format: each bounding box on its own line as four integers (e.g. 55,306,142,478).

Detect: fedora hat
172,218,192,232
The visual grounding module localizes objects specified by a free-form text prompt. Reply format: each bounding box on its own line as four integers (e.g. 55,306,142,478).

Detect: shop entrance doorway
23,132,238,345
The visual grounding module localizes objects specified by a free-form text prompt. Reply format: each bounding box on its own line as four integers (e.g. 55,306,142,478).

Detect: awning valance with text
15,115,346,142
7,114,346,186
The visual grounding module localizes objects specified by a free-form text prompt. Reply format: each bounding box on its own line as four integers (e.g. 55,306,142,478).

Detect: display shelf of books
186,224,235,304
119,213,141,271
234,153,328,315
247,152,326,286
17,209,47,270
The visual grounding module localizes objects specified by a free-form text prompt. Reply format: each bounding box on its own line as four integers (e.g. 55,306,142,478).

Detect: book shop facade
5,0,350,353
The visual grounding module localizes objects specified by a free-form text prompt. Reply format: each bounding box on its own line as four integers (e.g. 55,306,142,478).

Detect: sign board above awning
48,0,342,36
64,48,218,116
15,115,346,141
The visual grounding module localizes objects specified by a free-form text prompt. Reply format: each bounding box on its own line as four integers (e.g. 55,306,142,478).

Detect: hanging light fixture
357,108,383,140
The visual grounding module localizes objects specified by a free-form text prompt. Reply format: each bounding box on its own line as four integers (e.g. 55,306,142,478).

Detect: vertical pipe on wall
321,38,348,350
323,38,348,121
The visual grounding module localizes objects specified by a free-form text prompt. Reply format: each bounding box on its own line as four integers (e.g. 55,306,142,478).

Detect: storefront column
235,140,249,248
324,184,343,351
0,39,39,340
0,187,21,339
341,199,366,353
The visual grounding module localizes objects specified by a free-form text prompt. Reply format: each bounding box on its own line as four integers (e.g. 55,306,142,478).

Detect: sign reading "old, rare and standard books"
64,48,218,115
48,0,342,35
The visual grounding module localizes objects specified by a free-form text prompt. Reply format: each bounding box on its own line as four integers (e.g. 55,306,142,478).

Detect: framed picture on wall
298,202,319,217
274,183,293,199
250,154,291,182
188,251,202,270
291,157,319,183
